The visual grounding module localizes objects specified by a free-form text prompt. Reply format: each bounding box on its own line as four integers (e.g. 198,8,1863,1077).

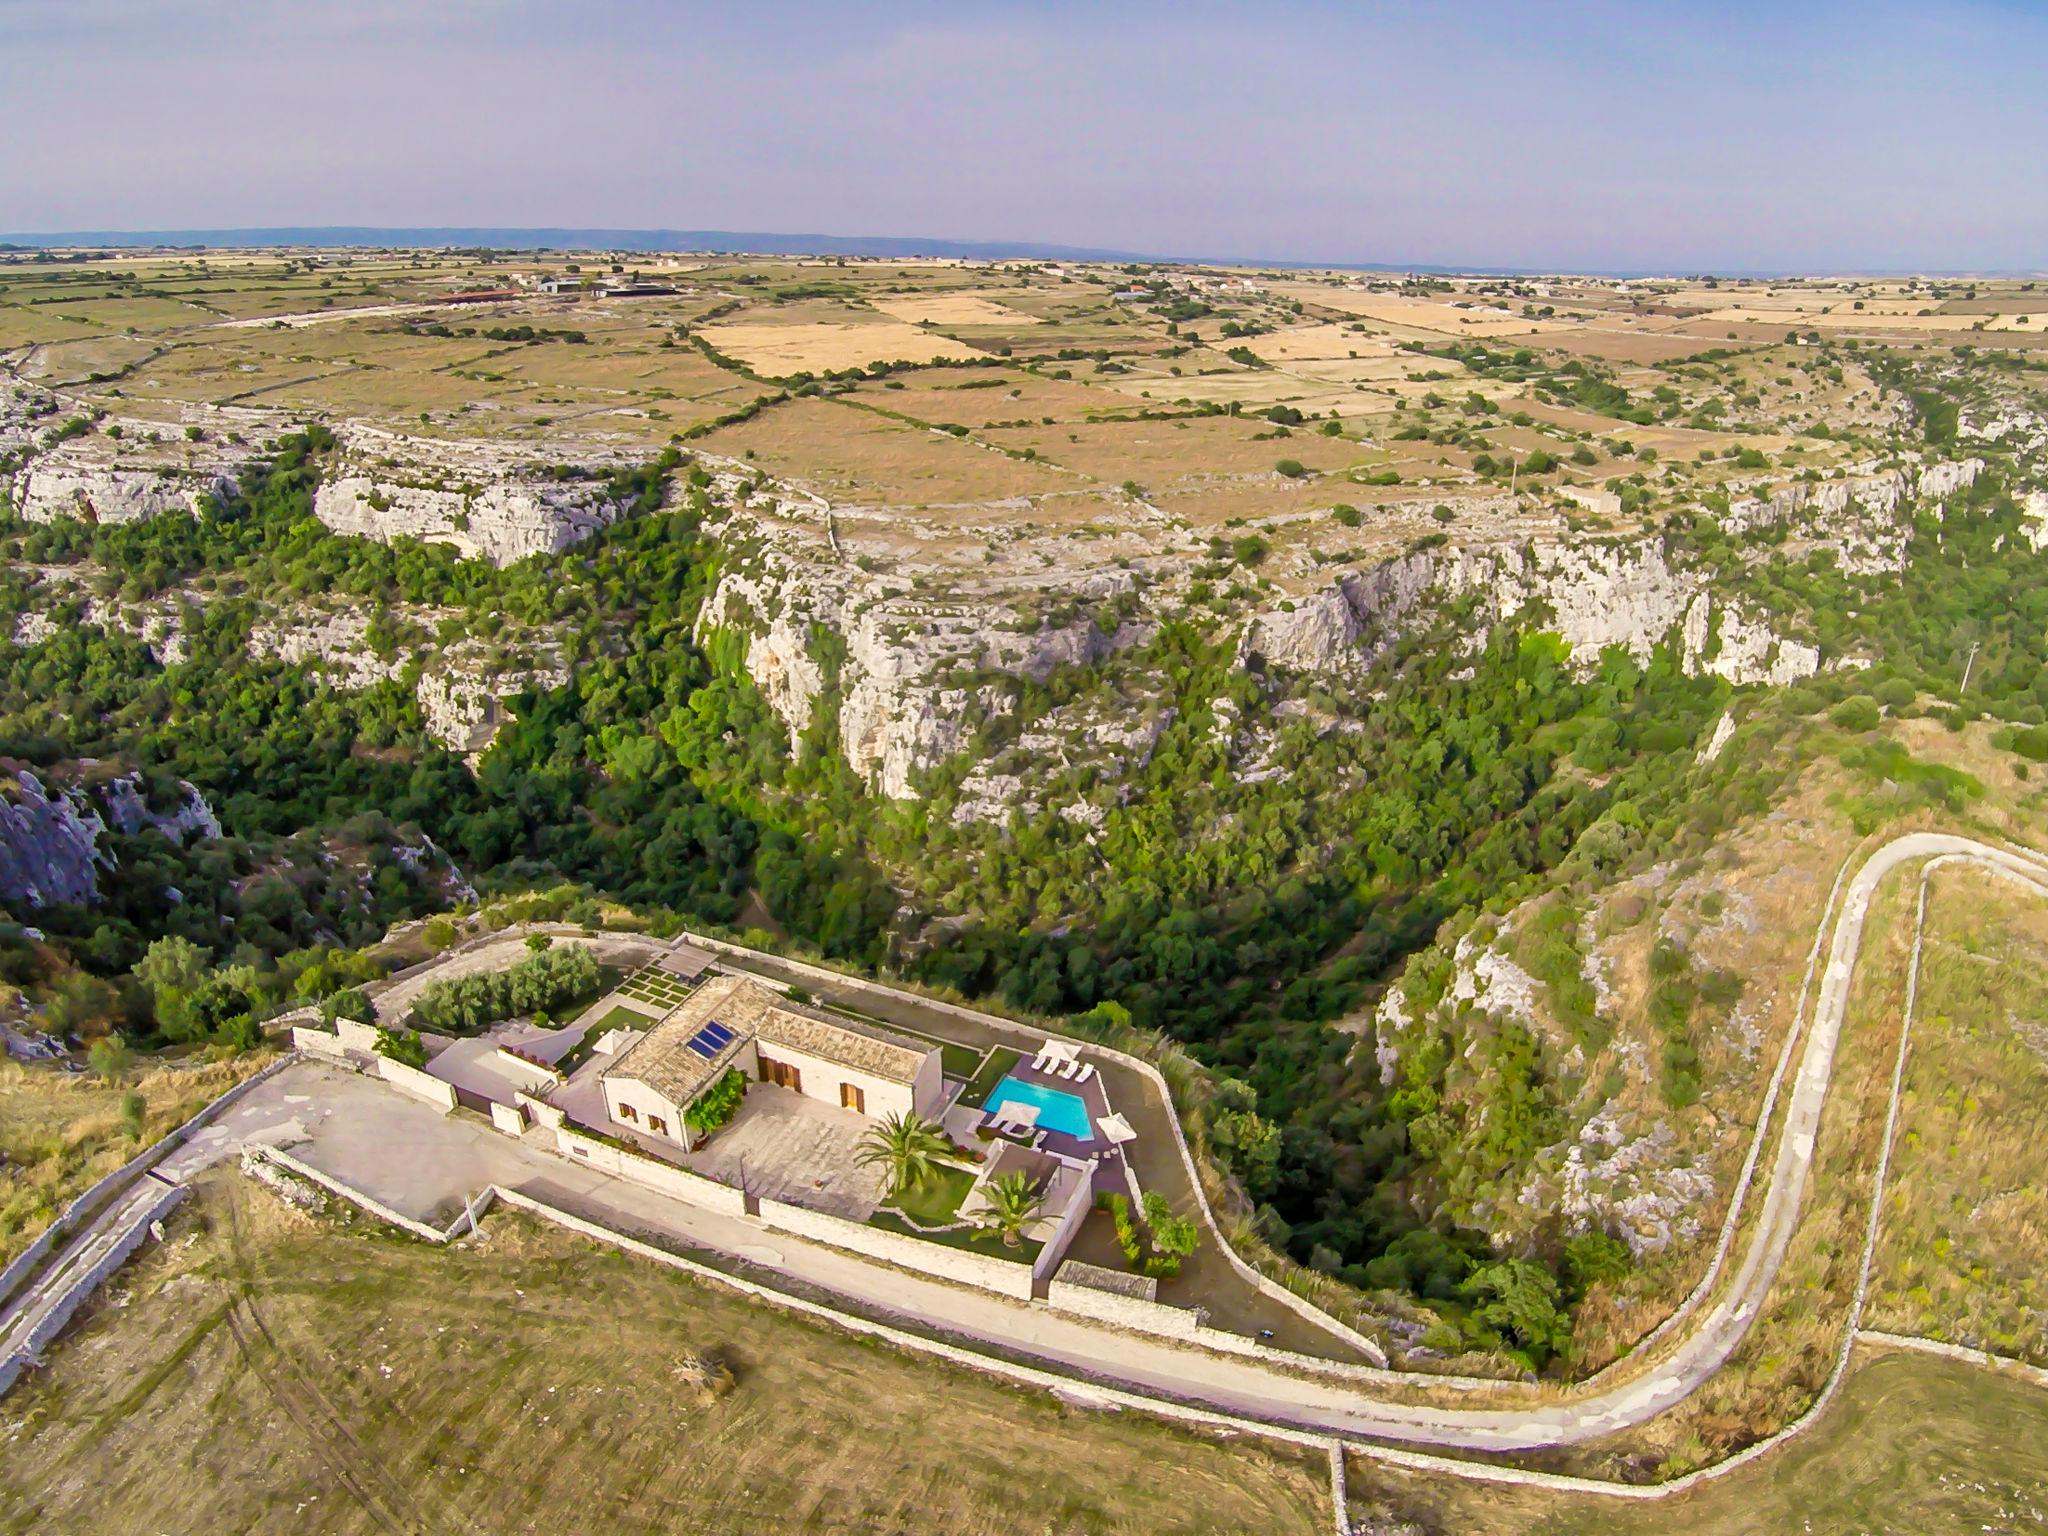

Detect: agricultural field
0,1176,1333,1536
10,249,2039,592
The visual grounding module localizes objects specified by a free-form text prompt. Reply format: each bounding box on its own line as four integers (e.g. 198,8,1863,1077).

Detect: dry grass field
1347,1348,2048,1534
0,1052,276,1267
1865,865,2048,1363
0,1175,1333,1536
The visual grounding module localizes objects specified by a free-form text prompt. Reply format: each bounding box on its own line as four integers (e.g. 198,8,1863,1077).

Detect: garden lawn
881,1164,976,1226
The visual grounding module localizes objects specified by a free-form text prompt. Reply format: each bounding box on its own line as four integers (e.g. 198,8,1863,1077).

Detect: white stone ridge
12,441,251,527
10,568,199,667
2022,490,2048,552
100,773,221,846
307,426,649,568
1241,538,1817,686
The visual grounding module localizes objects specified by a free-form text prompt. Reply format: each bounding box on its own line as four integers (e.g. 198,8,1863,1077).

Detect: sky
3,0,2045,273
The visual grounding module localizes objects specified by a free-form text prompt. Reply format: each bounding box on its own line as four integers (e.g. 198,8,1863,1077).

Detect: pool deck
983,1056,1120,1165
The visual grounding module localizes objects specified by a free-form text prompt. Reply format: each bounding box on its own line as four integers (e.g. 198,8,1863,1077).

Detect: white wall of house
602,1074,689,1147
753,1040,920,1121
909,1050,945,1120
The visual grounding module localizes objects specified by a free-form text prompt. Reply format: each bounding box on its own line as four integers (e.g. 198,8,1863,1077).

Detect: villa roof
599,973,931,1105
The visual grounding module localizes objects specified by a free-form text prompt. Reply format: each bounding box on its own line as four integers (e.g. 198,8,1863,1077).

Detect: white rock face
12,437,248,526
100,773,221,846
2023,491,2048,553
306,425,650,567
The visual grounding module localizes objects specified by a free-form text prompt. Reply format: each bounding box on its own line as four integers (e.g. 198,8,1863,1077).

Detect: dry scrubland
0,1176,1331,1536
1866,865,2048,1362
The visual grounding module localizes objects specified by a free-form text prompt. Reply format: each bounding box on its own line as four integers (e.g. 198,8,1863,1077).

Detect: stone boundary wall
756,1195,1035,1301
336,1018,382,1054
0,1181,188,1399
292,1025,352,1061
552,1126,749,1217
1857,1329,2048,1388
1049,1275,1204,1338
0,1052,299,1313
375,1055,457,1112
679,929,1393,1368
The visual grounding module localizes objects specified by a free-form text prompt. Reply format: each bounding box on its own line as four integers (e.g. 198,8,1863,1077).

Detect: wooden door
840,1082,865,1114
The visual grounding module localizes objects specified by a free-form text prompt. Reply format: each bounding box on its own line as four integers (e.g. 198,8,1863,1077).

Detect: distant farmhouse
600,974,944,1149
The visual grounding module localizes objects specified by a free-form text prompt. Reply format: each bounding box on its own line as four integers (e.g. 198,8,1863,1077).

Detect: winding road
5,832,2043,1486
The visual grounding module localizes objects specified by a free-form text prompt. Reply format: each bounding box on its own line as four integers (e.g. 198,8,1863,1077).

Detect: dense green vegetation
3,348,2043,1366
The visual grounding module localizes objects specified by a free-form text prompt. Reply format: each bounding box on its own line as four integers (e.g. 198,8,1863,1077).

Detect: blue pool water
984,1074,1094,1140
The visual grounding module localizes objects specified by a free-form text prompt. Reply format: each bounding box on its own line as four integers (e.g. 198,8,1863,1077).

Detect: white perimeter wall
756,1195,1035,1300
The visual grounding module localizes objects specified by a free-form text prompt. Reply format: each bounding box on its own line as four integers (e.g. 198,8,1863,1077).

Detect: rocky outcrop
101,773,221,846
0,771,107,908
10,432,255,527
1242,538,1794,682
1721,458,1983,576
247,605,565,756
311,429,643,567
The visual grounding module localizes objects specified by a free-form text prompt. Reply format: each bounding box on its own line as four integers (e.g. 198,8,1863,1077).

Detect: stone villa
599,973,944,1150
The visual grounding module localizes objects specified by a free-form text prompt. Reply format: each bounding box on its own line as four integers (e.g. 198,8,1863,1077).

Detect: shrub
374,1026,428,1069
1830,695,1883,733
1274,458,1307,479
685,1067,746,1134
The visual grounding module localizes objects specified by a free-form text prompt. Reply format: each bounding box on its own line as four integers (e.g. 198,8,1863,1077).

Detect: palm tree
973,1171,1045,1249
854,1112,951,1196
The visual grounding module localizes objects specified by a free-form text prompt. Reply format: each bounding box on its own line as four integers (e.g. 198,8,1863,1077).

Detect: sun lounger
1057,1058,1081,1080
1075,1063,1095,1084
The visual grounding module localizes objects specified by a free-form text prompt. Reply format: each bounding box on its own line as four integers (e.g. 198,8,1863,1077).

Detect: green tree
974,1171,1046,1249
854,1112,952,1196
1460,1258,1569,1364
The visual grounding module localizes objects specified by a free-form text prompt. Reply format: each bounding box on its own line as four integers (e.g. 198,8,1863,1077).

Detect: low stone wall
336,1018,382,1054
0,1052,299,1312
0,1181,188,1399
292,1025,352,1060
756,1196,1035,1301
251,1145,470,1242
1049,1274,1203,1338
375,1055,457,1112
489,1101,526,1136
552,1127,749,1217
516,1091,564,1130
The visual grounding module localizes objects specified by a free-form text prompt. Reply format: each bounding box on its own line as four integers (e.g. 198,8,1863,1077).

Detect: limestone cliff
310,428,642,567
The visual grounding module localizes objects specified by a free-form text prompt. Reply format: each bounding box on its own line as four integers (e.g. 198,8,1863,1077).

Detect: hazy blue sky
4,0,2044,272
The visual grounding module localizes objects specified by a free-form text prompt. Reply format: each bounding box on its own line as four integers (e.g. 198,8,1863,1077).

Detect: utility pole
1961,640,1980,694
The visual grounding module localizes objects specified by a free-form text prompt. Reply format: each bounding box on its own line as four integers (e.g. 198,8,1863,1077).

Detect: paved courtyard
684,1086,889,1219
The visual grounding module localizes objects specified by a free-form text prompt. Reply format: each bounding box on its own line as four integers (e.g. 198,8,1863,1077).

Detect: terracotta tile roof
599,974,930,1105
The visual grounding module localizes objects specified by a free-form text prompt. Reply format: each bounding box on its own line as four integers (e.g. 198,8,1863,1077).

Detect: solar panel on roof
684,1020,736,1060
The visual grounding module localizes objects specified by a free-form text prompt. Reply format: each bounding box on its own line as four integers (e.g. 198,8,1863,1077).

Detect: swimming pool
983,1074,1094,1140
